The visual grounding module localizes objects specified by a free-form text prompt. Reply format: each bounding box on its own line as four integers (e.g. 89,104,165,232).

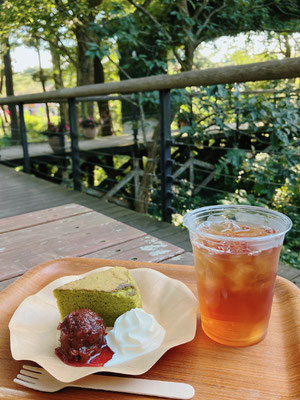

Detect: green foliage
13,69,54,94
215,148,247,186
93,166,107,187
0,135,12,148
1,0,299,270
160,82,300,267
25,112,59,142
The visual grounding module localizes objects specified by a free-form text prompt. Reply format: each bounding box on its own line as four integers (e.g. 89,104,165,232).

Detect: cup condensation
183,205,292,347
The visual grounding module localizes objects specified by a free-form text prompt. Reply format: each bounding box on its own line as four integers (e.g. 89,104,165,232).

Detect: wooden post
18,103,30,173
68,98,81,191
133,158,140,199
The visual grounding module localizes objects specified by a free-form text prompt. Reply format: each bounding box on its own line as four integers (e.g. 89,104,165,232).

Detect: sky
11,32,299,73
12,46,52,73
11,36,251,73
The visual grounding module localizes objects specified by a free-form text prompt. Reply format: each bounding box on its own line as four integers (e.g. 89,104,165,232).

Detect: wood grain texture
0,204,90,233
0,204,184,284
0,211,146,281
0,131,152,161
162,252,194,266
0,258,299,400
0,58,299,103
83,235,183,263
0,165,299,285
0,166,193,253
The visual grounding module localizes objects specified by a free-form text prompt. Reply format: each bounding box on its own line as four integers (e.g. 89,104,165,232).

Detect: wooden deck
1,164,299,287
0,131,153,162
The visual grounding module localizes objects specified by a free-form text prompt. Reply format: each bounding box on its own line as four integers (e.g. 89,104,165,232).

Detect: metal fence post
159,89,173,223
18,103,30,173
131,95,139,157
68,98,81,191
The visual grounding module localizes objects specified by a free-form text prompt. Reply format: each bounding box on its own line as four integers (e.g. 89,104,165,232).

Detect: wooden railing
0,57,299,105
0,57,299,221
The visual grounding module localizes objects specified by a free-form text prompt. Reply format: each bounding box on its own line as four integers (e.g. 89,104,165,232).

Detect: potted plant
42,122,70,153
177,110,192,128
80,117,98,139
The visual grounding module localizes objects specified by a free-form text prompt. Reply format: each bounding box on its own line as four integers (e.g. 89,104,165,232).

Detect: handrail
1,56,300,223
0,57,299,105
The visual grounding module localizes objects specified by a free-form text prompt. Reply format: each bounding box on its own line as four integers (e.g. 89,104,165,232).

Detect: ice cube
221,221,244,233
207,215,227,223
206,220,252,237
225,262,254,292
235,212,265,227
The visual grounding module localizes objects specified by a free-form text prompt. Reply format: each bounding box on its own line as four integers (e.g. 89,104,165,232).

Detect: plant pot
179,120,190,127
83,127,98,139
48,136,64,154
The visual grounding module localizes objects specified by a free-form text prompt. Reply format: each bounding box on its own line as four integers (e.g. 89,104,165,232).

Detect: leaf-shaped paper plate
9,267,198,383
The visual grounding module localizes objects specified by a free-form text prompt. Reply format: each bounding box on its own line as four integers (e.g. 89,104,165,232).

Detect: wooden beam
102,170,143,201
0,57,299,105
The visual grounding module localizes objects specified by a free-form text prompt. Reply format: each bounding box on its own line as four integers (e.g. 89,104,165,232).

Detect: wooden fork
14,365,195,399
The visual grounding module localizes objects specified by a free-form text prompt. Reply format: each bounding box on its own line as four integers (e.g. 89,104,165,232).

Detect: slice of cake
53,267,142,326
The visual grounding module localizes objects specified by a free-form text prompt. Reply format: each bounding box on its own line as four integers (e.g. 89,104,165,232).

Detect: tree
49,0,114,132
87,0,299,212
27,38,52,124
1,37,20,144
124,0,300,72
0,0,114,134
49,43,68,123
0,1,70,128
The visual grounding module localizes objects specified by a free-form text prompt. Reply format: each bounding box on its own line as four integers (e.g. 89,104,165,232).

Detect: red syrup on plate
55,343,114,367
55,309,114,367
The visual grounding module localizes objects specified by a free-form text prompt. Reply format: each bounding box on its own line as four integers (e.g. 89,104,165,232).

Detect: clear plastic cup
183,205,292,347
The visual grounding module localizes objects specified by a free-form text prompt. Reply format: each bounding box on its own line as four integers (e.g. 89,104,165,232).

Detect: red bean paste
55,309,113,366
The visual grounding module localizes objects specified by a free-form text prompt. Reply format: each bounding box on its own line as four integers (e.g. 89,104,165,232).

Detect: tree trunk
36,45,50,124
50,44,68,122
93,57,114,136
72,0,104,118
0,63,4,94
135,122,160,213
282,33,291,58
74,26,94,118
3,38,19,144
182,40,195,72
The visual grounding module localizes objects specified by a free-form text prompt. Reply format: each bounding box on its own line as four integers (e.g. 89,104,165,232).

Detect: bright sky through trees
12,46,52,72
11,32,299,74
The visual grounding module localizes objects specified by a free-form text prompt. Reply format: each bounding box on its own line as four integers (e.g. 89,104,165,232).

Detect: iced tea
183,206,292,347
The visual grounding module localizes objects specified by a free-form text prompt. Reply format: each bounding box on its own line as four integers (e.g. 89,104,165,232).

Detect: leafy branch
125,0,184,68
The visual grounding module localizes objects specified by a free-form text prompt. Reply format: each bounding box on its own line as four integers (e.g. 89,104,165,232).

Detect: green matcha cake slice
53,267,142,326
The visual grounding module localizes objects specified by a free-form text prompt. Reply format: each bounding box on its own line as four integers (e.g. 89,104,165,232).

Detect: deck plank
0,164,299,287
0,204,91,233
0,210,148,281
83,235,183,263
0,131,151,161
0,212,144,254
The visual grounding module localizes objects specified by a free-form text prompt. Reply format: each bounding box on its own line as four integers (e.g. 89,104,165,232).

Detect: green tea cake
53,267,142,326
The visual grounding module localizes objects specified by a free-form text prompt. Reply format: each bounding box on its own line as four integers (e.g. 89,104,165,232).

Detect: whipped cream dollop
105,308,165,365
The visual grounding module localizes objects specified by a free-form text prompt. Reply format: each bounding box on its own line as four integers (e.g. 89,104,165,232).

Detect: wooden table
0,203,184,291
0,203,299,399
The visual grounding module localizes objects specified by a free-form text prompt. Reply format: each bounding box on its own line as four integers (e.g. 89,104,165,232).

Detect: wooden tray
0,258,299,400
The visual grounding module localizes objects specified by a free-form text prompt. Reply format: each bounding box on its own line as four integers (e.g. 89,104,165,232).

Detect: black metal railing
0,57,299,222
